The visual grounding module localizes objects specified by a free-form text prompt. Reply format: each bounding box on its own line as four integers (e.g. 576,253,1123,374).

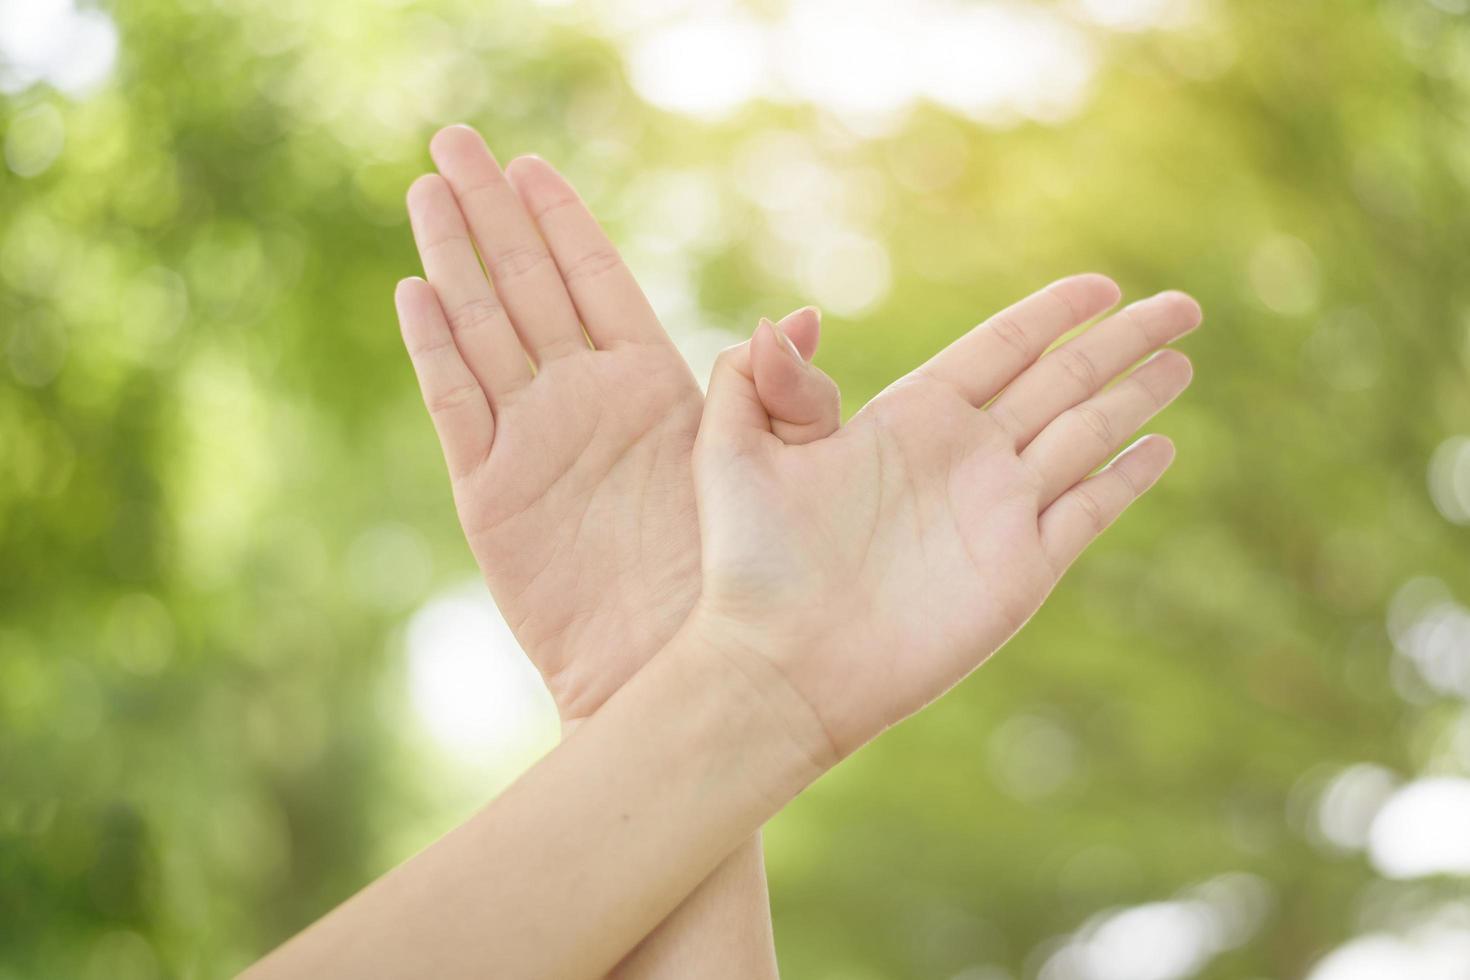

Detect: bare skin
249,276,1199,980
398,125,831,977
694,276,1200,757
403,125,826,725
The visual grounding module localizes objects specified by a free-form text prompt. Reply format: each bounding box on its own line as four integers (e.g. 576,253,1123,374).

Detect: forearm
606,835,778,980
577,689,781,980
245,622,826,980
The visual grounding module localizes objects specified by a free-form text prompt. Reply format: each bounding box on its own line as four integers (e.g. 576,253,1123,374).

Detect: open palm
395,126,706,725
693,276,1201,757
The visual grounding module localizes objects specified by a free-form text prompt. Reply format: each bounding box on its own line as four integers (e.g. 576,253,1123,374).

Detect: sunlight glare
405,582,558,761
0,0,118,95
613,0,1096,130
627,13,767,119
1039,873,1271,980
1315,763,1399,851
1307,909,1470,980
1429,436,1470,526
1368,777,1470,878
1074,0,1194,32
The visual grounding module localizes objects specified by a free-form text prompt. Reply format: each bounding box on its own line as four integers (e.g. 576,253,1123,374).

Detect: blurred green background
4,0,1470,977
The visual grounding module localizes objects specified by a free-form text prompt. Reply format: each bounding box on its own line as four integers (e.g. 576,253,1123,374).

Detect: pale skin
399,124,832,977
246,125,1201,977
694,275,1199,757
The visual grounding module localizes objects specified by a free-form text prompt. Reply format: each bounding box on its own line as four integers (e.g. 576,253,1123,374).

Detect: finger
503,155,668,350
751,310,841,445
395,277,495,479
989,290,1202,447
406,174,533,397
428,125,587,361
1023,350,1192,506
780,305,821,361
919,274,1121,407
1038,434,1176,573
700,340,770,452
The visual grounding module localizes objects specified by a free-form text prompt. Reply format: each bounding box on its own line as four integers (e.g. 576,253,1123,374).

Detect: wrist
673,605,842,781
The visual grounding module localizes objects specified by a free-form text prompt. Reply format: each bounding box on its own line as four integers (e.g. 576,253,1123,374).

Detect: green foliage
3,1,1469,977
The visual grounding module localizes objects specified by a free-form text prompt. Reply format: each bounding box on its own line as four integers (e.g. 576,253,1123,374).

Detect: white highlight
1315,763,1399,851
1429,436,1470,526
1307,908,1470,980
1388,578,1470,702
627,13,767,118
1074,0,1193,32
1039,873,1272,980
405,582,557,760
1368,777,1470,879
619,0,1096,129
0,0,118,95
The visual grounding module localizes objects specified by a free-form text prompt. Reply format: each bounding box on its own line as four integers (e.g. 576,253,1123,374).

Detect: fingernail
769,318,803,362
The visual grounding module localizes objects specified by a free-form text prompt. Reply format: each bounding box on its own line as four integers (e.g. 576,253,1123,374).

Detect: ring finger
1021,349,1193,507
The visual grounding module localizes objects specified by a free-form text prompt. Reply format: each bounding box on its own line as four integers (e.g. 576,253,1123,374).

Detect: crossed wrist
672,605,842,784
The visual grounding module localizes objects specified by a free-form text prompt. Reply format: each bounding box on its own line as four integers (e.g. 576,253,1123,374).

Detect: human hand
394,125,828,727
687,276,1200,760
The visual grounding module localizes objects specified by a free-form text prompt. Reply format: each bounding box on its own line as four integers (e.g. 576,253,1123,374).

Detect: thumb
700,332,771,452
751,308,841,445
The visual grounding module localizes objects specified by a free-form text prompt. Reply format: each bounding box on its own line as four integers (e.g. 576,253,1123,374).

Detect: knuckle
408,334,458,358
562,247,622,285
1131,371,1169,409
1075,404,1115,447
1074,486,1107,532
421,233,472,257
1124,303,1166,348
1055,346,1101,392
1044,282,1082,322
461,178,508,209
448,297,505,335
1113,459,1142,497
490,244,552,282
530,193,582,222
426,380,482,415
988,314,1032,360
